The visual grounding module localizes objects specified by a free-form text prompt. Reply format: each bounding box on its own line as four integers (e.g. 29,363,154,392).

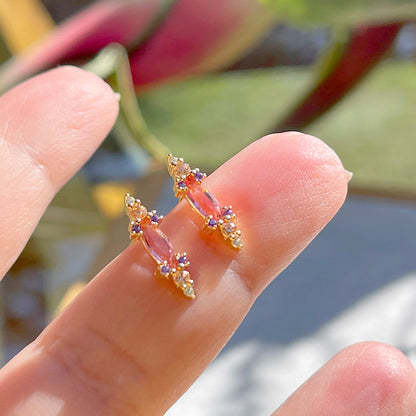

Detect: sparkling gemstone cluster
167,155,243,249
125,194,195,299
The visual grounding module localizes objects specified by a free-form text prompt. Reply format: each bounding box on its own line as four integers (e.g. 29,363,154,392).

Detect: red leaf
0,0,272,92
129,0,272,89
276,24,403,131
0,0,166,91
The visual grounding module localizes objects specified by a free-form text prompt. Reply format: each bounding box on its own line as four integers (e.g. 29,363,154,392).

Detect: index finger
0,132,351,415
0,66,119,279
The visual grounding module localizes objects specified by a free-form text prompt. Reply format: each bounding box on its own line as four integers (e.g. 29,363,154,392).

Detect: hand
0,67,414,416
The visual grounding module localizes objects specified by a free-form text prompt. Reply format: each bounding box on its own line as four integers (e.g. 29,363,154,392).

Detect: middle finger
0,132,350,415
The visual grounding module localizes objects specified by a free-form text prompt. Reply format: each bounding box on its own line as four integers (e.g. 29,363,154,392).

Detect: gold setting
125,194,195,299
167,155,243,249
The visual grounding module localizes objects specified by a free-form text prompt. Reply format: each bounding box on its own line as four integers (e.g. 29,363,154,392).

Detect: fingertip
0,65,119,188
263,131,350,220
39,65,120,145
329,341,416,415
52,65,119,120
218,131,349,206
276,341,416,416
252,131,349,184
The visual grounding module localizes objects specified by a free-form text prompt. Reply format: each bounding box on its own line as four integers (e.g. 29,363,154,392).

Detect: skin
0,67,415,416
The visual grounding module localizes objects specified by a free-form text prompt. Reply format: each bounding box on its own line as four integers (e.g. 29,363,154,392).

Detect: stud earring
124,194,195,299
167,155,243,250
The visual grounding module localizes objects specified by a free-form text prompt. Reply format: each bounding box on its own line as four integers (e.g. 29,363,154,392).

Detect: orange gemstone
143,226,175,264
134,205,147,220
186,185,221,218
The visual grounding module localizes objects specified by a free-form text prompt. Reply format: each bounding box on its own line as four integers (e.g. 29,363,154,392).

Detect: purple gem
161,265,170,274
222,208,233,217
208,218,217,227
131,223,141,233
194,171,204,181
151,214,160,223
177,181,187,190
178,255,187,265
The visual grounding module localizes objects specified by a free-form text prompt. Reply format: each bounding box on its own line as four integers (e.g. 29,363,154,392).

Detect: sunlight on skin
0,66,415,416
10,391,64,416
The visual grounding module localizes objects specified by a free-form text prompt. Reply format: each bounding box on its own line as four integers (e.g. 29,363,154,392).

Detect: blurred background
0,1,415,414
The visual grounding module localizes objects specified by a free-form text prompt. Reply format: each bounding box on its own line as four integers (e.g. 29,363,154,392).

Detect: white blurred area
167,196,416,416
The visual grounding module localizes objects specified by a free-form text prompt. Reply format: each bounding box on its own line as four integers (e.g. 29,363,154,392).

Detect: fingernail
114,92,121,102
344,169,353,182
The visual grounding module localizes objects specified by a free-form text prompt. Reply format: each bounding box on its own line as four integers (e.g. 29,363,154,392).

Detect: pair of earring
125,155,243,300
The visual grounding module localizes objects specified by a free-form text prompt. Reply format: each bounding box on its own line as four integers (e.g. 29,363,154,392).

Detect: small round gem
134,205,147,220
232,236,242,248
194,171,204,181
131,223,141,233
177,181,187,190
223,222,236,235
150,213,160,223
178,255,187,265
175,270,190,287
125,195,135,207
208,218,217,228
177,163,191,176
160,265,170,275
184,286,195,298
222,208,233,218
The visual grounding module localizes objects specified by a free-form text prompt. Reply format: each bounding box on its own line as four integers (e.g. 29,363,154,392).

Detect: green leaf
308,61,416,195
138,63,416,195
259,0,416,25
138,68,310,167
84,44,170,163
34,175,105,240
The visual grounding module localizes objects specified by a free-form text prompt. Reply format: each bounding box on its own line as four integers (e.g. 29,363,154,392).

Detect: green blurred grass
308,61,416,193
139,61,416,193
139,67,311,167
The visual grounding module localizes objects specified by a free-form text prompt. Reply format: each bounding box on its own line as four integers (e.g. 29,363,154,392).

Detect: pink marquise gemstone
143,226,175,264
186,186,221,218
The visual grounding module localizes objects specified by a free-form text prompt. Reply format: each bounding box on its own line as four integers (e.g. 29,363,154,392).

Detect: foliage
259,0,416,25
140,63,416,193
